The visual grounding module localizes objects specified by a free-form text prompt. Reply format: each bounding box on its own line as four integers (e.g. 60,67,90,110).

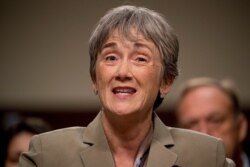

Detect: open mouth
112,87,137,94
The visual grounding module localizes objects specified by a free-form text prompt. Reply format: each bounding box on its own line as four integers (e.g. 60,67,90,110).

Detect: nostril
115,75,132,82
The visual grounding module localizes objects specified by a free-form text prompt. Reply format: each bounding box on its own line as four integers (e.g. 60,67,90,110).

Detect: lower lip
113,92,135,99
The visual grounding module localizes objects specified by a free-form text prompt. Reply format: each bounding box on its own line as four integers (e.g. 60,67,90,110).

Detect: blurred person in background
176,77,249,167
0,117,51,167
19,5,234,167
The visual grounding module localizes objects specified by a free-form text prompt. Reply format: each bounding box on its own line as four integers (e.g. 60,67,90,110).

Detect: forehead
179,86,233,116
101,29,161,58
104,28,155,46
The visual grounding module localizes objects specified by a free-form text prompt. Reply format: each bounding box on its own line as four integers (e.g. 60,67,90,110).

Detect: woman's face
5,131,33,167
93,29,170,117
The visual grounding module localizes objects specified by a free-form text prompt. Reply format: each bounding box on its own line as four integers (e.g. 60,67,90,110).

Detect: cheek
212,122,237,141
95,66,110,87
220,136,237,158
143,66,162,83
210,128,237,158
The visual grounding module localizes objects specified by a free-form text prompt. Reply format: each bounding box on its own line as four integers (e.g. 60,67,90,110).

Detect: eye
105,55,118,62
136,57,146,62
135,55,148,63
209,116,226,126
183,120,198,129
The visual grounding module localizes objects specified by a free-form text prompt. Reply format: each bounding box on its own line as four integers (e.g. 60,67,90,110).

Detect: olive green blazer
19,112,234,167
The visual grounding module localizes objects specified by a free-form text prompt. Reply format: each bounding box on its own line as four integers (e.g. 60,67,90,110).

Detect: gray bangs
89,5,178,83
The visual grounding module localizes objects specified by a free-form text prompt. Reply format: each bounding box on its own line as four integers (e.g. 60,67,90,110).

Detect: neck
101,110,153,166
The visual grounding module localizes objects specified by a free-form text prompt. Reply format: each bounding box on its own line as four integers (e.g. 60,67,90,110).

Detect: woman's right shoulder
31,126,86,146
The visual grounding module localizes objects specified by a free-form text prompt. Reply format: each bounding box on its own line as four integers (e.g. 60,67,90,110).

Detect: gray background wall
1,0,250,111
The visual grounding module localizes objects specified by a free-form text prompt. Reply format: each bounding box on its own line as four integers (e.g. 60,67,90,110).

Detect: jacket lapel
80,147,115,167
80,112,116,167
79,112,179,167
146,114,178,167
146,140,177,167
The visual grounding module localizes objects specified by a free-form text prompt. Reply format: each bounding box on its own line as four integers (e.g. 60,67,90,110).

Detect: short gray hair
89,5,179,84
89,5,179,110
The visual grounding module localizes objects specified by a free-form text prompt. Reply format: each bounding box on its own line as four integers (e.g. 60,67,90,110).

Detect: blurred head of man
176,77,248,164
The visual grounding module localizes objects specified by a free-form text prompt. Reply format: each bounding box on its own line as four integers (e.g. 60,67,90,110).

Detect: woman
19,5,234,167
1,117,50,167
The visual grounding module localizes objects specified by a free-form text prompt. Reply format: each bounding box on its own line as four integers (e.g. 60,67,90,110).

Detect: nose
115,58,132,81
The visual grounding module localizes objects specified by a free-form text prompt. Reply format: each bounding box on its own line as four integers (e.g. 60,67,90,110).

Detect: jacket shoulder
38,127,85,139
167,127,229,166
169,127,220,143
28,127,87,153
168,127,222,152
20,127,89,167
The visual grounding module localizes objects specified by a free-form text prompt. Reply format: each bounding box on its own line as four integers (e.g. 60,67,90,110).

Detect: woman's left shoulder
168,126,222,147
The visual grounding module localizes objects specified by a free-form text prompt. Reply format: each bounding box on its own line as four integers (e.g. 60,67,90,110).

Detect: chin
106,106,139,117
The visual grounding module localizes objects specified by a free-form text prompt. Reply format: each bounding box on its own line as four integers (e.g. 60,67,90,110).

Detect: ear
237,114,248,143
159,79,173,97
92,82,98,95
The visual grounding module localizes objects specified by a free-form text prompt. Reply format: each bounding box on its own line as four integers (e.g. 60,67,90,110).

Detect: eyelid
135,52,150,60
100,48,118,58
209,116,225,123
104,54,118,60
100,46,117,56
185,120,198,128
208,114,225,120
135,56,148,63
101,53,120,65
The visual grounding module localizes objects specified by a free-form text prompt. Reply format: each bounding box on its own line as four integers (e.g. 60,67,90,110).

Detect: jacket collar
80,112,115,167
80,112,178,167
146,114,178,167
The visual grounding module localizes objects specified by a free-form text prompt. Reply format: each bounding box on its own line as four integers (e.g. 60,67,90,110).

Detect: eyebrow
134,42,154,53
101,42,117,50
134,42,148,48
207,112,226,118
101,41,154,54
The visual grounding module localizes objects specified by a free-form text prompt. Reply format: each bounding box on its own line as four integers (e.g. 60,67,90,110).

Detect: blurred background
0,0,249,130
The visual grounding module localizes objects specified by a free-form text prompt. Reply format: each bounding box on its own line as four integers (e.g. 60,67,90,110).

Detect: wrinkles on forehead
100,26,152,50
100,29,162,68
102,28,153,48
